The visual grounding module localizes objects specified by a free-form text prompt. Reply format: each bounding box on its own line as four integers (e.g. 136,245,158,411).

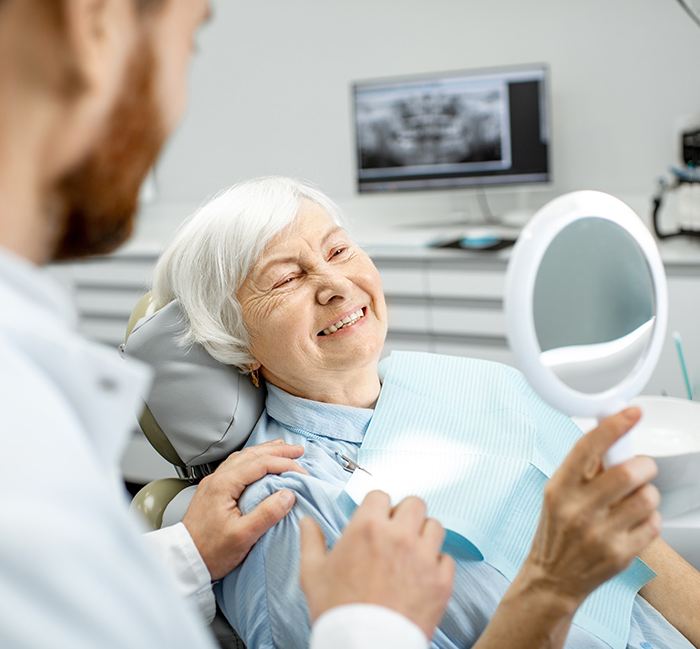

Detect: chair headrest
124,298,266,468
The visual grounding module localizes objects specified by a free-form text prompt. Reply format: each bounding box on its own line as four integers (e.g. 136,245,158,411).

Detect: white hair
151,176,345,371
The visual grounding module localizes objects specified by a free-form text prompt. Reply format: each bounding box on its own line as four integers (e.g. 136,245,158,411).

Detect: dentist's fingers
217,442,305,470
230,456,308,489
248,441,306,459
299,489,454,636
183,476,297,581
237,489,297,547
438,553,456,587
351,490,392,523
392,496,428,534
422,517,447,555
299,517,329,583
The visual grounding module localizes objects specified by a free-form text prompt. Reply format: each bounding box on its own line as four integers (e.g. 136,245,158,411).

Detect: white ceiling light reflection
347,429,481,506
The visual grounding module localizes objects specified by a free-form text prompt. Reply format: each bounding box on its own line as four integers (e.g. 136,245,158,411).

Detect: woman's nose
315,270,354,305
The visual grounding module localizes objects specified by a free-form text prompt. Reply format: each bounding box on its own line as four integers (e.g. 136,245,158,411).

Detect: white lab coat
0,247,426,649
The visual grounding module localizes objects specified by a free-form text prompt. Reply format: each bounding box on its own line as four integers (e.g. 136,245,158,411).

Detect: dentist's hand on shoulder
299,491,455,640
182,439,307,580
522,407,661,609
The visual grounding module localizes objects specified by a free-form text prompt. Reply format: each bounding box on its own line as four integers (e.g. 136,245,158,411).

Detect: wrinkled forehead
258,200,345,261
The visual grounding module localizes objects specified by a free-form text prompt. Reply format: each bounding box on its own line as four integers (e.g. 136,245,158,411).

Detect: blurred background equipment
652,123,700,240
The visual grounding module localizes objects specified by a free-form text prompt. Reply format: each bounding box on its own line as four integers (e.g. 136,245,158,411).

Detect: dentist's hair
151,176,345,371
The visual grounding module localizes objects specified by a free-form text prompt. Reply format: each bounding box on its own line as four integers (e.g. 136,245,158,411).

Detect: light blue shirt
216,382,692,649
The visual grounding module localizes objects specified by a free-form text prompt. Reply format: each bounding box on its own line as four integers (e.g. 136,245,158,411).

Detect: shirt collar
265,383,373,443
0,246,78,328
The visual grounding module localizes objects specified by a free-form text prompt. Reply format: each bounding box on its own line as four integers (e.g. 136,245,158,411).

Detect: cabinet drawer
378,267,428,297
428,268,504,299
69,259,155,289
382,334,433,356
433,341,513,366
431,304,505,337
79,319,128,347
76,288,146,317
386,300,430,333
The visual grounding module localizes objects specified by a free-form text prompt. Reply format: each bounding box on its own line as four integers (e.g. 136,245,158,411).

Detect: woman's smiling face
237,200,388,401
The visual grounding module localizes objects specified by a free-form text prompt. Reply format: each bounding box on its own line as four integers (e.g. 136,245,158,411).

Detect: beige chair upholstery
130,478,191,531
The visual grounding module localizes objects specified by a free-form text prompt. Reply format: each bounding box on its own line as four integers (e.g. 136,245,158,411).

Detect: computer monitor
353,64,550,193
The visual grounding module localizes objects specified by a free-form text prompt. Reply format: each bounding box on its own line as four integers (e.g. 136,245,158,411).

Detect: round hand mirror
504,191,668,465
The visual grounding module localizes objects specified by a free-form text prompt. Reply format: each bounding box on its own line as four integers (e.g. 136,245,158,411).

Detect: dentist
0,2,451,647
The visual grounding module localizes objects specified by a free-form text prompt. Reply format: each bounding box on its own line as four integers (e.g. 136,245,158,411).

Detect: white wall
135,0,700,241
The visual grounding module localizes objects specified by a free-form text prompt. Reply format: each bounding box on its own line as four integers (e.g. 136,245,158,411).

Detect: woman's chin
318,338,384,369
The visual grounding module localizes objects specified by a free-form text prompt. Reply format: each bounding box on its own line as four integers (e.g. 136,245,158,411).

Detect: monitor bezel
351,63,551,194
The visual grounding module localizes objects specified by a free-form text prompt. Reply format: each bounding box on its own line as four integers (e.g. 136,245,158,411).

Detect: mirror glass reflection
533,217,655,394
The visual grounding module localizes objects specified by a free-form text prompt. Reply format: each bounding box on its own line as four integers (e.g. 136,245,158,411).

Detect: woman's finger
624,510,663,557
587,456,658,509
558,409,641,486
606,483,660,532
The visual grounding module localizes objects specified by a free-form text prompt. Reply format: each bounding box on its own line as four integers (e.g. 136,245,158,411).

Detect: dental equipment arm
639,538,700,646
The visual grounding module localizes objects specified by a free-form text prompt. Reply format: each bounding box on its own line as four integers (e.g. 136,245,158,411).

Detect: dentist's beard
50,39,165,261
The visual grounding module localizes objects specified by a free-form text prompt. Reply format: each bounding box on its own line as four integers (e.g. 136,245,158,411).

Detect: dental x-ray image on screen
353,64,549,192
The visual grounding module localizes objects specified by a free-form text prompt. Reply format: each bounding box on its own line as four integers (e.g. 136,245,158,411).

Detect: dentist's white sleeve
310,604,429,649
145,523,217,623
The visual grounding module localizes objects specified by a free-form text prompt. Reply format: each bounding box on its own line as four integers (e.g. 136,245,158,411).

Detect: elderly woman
152,177,699,649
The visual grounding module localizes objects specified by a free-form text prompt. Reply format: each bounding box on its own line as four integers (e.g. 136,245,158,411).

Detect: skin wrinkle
237,202,387,409
255,225,344,284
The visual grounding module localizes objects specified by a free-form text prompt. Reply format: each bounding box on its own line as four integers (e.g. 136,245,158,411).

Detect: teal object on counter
673,331,694,400
344,351,655,649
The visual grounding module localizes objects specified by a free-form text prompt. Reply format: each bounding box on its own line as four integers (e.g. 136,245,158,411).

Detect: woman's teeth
321,308,364,335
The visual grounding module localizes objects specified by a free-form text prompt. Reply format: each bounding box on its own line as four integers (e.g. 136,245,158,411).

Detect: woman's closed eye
329,245,351,260
273,274,300,289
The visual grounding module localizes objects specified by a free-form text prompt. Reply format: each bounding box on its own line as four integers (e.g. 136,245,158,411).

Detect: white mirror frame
505,190,668,428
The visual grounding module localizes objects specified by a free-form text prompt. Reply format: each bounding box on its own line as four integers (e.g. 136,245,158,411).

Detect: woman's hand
473,408,662,649
522,407,661,610
300,491,455,640
182,439,307,580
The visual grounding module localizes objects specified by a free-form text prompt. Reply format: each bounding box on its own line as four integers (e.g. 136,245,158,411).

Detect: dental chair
123,293,266,649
